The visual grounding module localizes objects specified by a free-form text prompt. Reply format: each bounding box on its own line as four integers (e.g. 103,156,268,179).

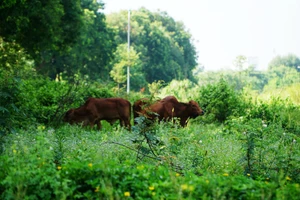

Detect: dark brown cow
132,98,157,120
133,96,204,127
64,97,131,130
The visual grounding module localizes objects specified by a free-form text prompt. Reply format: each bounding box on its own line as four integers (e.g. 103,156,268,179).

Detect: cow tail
129,101,132,126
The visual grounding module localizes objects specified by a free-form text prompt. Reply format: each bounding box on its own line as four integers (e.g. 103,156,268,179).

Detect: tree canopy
106,8,198,89
0,0,117,81
268,54,300,72
0,0,83,60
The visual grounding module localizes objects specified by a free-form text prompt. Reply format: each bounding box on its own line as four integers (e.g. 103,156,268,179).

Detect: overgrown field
0,117,299,199
1,79,300,199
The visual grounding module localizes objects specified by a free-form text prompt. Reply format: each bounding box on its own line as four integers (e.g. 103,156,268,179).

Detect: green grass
0,120,299,199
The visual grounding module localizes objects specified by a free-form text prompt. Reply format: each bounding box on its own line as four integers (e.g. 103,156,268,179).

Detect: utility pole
127,10,130,94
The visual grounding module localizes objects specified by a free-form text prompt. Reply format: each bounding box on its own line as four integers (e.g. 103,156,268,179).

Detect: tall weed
224,117,300,183
1,125,299,199
248,97,300,135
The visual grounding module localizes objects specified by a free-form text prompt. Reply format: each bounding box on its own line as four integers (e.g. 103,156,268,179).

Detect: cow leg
125,120,131,131
83,120,90,127
119,117,131,130
120,119,125,127
180,118,188,127
95,119,102,130
89,120,95,129
122,118,131,130
93,119,102,130
87,115,98,129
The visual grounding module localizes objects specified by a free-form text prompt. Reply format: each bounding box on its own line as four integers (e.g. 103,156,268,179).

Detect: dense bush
16,78,70,125
196,78,248,123
0,38,35,134
158,79,199,101
0,71,22,133
14,78,115,127
247,97,300,135
224,118,300,183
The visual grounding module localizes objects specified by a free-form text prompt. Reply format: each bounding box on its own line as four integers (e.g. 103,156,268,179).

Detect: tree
34,0,117,81
233,55,248,71
0,0,83,62
265,65,299,90
106,8,198,88
268,54,300,72
195,67,268,92
110,44,141,92
159,79,198,101
0,0,117,81
266,54,300,90
0,37,35,133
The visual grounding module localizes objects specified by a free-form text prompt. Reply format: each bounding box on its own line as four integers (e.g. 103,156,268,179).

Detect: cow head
63,109,75,123
187,100,205,118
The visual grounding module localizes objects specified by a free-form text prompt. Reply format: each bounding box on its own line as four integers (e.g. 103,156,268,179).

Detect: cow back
86,98,131,120
132,96,204,127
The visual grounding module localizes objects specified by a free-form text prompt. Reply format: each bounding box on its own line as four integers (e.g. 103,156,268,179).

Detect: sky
103,0,300,71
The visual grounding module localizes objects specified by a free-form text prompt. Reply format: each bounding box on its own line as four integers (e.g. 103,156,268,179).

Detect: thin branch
101,141,161,161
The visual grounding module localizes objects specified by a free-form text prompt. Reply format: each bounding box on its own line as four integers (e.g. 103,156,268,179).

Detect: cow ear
189,101,198,108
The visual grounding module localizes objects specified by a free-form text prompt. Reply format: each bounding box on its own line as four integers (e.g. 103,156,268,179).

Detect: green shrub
14,78,115,127
158,79,200,101
196,78,247,123
60,81,115,110
78,81,114,99
17,78,70,125
224,117,300,183
248,97,300,135
0,72,22,133
0,38,35,133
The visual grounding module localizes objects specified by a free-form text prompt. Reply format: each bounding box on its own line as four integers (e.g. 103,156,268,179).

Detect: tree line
0,0,198,91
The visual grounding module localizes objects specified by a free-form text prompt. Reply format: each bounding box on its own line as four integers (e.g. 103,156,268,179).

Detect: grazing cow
132,98,154,120
133,96,204,127
64,97,131,130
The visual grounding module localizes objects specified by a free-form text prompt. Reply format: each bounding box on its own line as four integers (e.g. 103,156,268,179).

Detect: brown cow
132,98,157,120
64,97,131,130
133,96,204,127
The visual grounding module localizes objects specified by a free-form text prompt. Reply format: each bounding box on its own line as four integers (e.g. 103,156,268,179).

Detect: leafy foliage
1,3,300,197
195,54,300,93
247,97,300,135
1,76,115,131
264,65,299,90
17,78,71,125
0,119,299,199
197,78,247,122
225,118,300,182
106,8,198,88
159,79,199,101
109,43,142,92
0,0,83,61
0,73,22,134
0,0,117,82
0,76,300,198
37,0,117,81
0,38,34,133
268,54,300,72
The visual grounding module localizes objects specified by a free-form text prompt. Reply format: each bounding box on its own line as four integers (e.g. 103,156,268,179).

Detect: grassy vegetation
1,117,299,199
1,78,300,199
